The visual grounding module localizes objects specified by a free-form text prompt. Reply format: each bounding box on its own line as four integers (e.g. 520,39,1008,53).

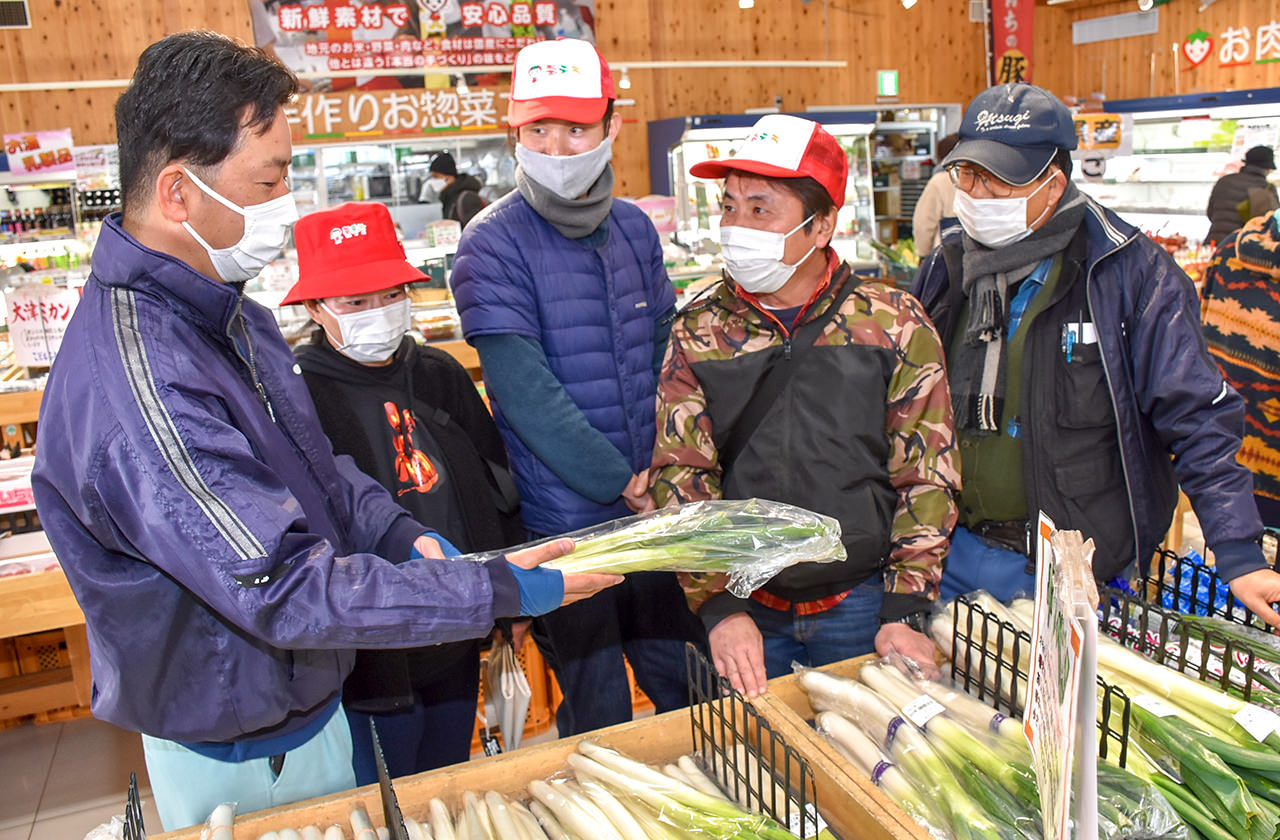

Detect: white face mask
181,167,298,283
720,214,817,295
321,298,411,364
953,174,1056,249
515,136,613,200
426,176,448,195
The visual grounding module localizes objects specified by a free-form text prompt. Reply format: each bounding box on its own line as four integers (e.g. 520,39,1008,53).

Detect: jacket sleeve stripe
110,287,267,560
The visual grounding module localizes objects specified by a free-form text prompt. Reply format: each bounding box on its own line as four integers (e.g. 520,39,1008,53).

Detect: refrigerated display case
1074,87,1280,250
288,133,516,239
647,112,879,267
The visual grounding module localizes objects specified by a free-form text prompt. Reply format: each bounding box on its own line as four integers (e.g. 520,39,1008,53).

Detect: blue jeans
532,570,708,736
345,642,480,785
940,525,1037,602
141,703,355,831
748,578,884,679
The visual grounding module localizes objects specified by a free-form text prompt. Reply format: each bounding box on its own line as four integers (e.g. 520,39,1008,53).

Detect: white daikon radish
300,828,325,840
349,807,378,840
324,825,347,840
507,800,547,840
278,831,302,840
484,792,525,840
529,778,619,840
577,778,649,840
677,755,733,803
404,816,432,840
428,799,457,840
257,832,280,840
527,799,571,840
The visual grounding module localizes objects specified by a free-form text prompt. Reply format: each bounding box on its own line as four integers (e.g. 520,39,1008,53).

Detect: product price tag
785,801,829,837
902,694,946,728
1234,703,1280,744
1132,694,1179,718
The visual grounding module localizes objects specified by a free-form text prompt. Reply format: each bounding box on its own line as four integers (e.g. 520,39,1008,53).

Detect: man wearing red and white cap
450,39,706,735
649,114,959,697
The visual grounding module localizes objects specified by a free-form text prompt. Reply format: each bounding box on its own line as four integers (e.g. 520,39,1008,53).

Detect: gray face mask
515,137,613,200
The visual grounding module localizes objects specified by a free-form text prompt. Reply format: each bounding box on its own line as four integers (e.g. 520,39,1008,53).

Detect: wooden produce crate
0,560,92,722
150,669,926,840
751,657,934,840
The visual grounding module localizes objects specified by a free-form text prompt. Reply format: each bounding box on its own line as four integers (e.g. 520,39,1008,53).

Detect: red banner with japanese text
248,0,597,91
991,0,1033,85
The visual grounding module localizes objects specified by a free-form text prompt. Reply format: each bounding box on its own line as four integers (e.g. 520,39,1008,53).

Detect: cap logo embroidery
974,108,1033,132
526,63,582,84
329,223,368,245
745,131,780,144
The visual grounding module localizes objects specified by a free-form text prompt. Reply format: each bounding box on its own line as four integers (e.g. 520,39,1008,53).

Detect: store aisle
0,716,160,840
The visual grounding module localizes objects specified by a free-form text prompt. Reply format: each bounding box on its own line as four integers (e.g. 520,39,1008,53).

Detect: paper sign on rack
1024,512,1099,840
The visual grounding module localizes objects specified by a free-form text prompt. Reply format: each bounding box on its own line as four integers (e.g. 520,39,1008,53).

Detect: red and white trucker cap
507,38,615,128
690,114,849,207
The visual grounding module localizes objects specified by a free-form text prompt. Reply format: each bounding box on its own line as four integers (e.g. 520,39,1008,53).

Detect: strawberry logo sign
1183,29,1212,67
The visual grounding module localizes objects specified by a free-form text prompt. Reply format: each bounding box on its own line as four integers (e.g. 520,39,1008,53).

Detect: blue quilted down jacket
451,191,675,535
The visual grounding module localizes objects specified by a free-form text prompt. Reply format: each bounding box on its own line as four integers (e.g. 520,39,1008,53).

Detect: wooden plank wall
7,0,1279,194
1033,0,1280,104
1,0,986,196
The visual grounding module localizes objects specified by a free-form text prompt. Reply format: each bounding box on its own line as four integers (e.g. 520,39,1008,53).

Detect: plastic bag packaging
1092,760,1187,840
793,663,1037,840
458,498,844,598
200,802,235,840
484,638,532,750
82,815,124,840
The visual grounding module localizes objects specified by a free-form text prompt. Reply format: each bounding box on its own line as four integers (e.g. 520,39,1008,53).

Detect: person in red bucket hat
286,201,528,780
451,38,707,737
649,114,959,697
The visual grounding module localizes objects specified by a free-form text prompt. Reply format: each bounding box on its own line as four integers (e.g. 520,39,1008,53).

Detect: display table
0,548,91,720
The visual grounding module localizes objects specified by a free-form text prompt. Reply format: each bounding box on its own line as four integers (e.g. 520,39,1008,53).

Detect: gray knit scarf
952,180,1087,434
516,164,615,240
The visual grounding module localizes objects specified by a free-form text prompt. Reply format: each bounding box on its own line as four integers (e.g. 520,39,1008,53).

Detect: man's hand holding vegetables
1227,568,1280,631
650,115,959,693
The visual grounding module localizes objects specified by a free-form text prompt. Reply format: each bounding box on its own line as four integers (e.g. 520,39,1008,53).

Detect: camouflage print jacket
651,254,959,629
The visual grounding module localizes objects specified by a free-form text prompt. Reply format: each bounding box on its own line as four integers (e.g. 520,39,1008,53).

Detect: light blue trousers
141,703,356,831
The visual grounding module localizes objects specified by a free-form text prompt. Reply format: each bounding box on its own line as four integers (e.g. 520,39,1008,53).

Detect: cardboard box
152,700,925,840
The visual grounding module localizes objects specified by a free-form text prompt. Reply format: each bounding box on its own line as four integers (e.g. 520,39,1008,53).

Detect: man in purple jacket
31,32,617,830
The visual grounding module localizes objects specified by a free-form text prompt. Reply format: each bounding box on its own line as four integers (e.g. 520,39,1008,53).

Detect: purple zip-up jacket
32,216,519,745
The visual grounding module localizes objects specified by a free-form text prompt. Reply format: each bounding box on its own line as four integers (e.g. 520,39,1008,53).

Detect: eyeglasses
946,164,1020,198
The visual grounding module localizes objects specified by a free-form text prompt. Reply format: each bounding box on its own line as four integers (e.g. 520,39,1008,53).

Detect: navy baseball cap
942,83,1078,186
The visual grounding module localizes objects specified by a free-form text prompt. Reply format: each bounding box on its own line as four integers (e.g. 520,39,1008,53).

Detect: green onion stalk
536,499,845,597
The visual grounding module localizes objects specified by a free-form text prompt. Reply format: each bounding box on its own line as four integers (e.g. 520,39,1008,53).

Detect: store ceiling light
618,68,632,90
738,0,754,8
902,0,917,7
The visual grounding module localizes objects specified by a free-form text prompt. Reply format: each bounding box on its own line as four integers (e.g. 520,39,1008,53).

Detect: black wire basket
685,643,823,838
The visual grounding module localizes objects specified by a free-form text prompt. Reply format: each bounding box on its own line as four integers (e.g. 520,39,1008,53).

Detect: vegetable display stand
150,644,926,839
748,656,935,840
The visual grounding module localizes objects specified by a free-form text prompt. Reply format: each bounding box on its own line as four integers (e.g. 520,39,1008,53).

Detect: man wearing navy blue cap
913,83,1279,625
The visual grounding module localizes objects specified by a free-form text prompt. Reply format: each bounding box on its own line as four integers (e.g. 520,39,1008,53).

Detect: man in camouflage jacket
648,115,959,696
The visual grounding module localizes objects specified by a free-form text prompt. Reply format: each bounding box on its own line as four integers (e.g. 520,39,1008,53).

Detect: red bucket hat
507,38,615,128
280,202,426,306
689,114,849,208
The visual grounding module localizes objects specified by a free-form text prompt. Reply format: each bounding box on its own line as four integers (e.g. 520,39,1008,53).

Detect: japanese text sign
991,0,1033,84
4,129,76,179
7,284,80,367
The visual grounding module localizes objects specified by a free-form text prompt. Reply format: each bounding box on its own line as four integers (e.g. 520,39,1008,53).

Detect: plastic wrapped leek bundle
473,499,844,598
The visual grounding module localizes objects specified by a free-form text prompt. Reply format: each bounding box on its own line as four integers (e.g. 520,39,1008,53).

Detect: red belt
750,588,853,616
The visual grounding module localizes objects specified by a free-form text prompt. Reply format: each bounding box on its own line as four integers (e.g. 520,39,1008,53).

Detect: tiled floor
0,713,568,839
0,716,160,840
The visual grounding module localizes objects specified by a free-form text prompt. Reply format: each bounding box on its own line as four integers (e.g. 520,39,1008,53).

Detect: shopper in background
421,152,486,229
283,201,524,784
1200,209,1280,529
30,32,618,830
1206,145,1278,246
911,83,1279,625
651,114,959,698
451,37,706,736
912,132,961,252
